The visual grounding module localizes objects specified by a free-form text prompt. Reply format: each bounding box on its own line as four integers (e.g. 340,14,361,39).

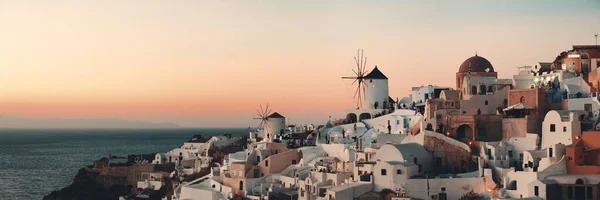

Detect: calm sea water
0,128,248,200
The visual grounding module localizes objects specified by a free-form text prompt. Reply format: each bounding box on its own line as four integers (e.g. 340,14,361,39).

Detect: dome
458,55,495,73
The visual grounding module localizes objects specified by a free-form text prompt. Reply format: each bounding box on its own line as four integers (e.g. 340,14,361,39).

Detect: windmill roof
268,112,285,118
364,66,388,79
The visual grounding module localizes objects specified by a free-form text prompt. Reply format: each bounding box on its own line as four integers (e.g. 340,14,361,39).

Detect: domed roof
458,55,494,73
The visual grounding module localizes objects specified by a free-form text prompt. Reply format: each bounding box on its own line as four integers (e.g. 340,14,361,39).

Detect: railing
568,93,593,99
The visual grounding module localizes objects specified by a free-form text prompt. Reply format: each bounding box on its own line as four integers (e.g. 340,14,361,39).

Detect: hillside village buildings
128,45,600,200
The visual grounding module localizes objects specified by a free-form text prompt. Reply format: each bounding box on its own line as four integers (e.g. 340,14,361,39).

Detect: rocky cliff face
44,164,171,200
43,168,130,200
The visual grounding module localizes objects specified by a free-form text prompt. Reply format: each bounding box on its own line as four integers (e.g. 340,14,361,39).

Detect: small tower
364,66,389,110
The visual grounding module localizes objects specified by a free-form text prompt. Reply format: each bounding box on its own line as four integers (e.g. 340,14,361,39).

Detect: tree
458,190,484,200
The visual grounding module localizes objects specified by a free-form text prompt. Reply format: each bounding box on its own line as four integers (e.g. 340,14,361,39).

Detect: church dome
458,55,495,73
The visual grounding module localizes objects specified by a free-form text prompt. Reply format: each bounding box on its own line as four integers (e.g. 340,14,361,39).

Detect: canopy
503,103,534,111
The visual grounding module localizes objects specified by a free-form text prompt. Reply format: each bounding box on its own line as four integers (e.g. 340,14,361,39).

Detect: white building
541,110,584,149
513,66,536,89
408,85,450,105
361,109,423,135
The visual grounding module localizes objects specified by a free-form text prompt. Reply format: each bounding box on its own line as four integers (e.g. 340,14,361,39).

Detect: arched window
484,100,488,105
487,85,494,92
520,96,526,103
239,181,244,190
471,86,478,95
576,179,584,185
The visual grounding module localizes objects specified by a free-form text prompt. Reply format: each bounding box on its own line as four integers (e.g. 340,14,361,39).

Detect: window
480,85,486,95
239,181,244,190
587,186,593,199
396,169,402,174
397,120,400,125
265,160,269,167
534,186,539,196
563,126,567,132
478,128,486,137
257,156,261,162
568,186,573,199
549,148,553,158
381,169,387,176
508,151,513,157
292,160,297,164
484,100,488,105
520,153,524,161
550,124,556,132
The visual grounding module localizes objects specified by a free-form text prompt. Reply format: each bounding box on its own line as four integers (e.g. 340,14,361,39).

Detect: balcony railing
568,93,594,99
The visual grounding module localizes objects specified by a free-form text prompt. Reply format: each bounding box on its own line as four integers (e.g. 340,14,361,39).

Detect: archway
358,113,372,121
456,124,473,141
471,86,477,95
346,113,357,123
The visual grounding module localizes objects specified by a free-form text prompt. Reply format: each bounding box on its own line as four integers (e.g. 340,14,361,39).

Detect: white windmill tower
364,65,389,110
254,104,285,142
342,49,389,110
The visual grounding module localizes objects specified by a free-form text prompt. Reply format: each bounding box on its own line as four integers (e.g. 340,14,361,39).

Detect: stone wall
423,134,476,174
502,116,541,139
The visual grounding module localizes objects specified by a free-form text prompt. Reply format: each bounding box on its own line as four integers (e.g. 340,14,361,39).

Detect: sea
0,128,248,200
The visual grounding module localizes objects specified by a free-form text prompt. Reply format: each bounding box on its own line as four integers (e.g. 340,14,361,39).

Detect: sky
0,0,599,127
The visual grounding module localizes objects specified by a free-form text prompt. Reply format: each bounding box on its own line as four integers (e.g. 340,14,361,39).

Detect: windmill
254,104,272,139
342,49,369,108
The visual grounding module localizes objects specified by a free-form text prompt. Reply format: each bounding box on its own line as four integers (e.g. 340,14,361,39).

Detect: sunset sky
0,0,599,127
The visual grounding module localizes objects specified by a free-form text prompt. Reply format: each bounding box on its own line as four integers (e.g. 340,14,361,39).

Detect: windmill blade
352,69,358,76
362,57,368,75
360,49,365,69
258,120,264,129
354,56,360,69
257,109,263,118
265,104,270,116
342,76,357,79
260,104,264,117
353,85,360,98
351,79,358,85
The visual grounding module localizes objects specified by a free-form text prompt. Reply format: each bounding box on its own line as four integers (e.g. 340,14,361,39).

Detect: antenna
595,33,598,45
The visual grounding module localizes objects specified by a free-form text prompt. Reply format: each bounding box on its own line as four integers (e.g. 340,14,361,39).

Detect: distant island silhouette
0,115,180,129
